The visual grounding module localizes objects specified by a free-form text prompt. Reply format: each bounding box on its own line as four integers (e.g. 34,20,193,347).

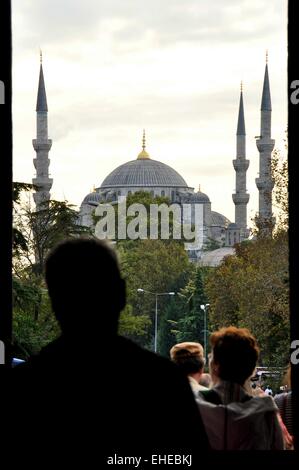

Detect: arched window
161,190,165,197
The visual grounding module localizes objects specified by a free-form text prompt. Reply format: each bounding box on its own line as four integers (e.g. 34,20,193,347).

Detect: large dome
100,159,188,189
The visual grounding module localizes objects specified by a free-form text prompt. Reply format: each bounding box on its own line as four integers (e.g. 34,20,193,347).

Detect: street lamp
137,288,175,353
200,303,210,364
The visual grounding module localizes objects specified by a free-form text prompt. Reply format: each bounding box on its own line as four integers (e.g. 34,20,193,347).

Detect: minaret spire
32,53,53,210
255,54,275,234
137,129,150,160
261,58,272,113
232,83,250,239
236,82,245,136
36,57,48,112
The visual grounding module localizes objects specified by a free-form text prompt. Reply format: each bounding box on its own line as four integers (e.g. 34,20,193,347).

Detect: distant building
32,56,275,265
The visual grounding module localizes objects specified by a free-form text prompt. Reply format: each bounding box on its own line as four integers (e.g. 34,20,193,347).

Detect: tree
12,184,91,357
14,195,91,276
205,231,289,367
203,237,222,251
175,267,209,344
93,190,194,348
13,277,60,358
271,144,288,232
252,138,288,236
118,238,193,348
13,182,34,256
93,190,183,242
157,265,195,357
118,304,151,338
157,266,212,358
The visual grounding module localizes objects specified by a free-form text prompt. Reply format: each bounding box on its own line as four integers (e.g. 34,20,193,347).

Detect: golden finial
266,49,268,64
40,49,43,64
93,184,96,192
198,184,201,192
240,80,243,92
137,129,150,160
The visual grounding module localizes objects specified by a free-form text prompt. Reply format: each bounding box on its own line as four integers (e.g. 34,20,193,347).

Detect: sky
12,0,287,223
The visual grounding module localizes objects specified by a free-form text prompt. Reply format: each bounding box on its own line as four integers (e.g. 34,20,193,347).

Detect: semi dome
82,191,102,206
210,211,231,227
100,159,188,189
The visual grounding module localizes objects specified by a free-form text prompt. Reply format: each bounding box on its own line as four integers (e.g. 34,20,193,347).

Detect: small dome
188,190,210,203
82,191,102,206
228,222,238,229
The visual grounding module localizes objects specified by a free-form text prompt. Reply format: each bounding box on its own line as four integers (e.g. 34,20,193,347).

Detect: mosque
31,54,275,265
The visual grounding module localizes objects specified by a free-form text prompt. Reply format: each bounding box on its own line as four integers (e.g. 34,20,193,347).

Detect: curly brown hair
210,326,260,385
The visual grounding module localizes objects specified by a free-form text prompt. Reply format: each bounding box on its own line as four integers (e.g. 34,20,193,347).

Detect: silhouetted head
45,238,126,337
209,326,259,386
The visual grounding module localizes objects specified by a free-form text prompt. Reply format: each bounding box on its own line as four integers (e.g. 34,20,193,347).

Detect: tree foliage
13,277,60,358
157,266,212,358
272,145,288,231
12,184,90,357
175,267,210,344
14,194,91,276
205,232,289,366
94,190,185,242
118,238,193,348
13,187,194,355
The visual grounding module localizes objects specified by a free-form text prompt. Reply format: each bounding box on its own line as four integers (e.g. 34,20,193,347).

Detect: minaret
232,82,250,238
255,52,275,232
32,51,53,210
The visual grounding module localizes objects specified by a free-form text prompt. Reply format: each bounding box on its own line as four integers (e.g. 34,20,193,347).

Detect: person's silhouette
12,238,209,465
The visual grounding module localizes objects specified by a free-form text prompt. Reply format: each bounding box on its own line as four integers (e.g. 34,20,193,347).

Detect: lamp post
200,303,210,363
137,288,175,353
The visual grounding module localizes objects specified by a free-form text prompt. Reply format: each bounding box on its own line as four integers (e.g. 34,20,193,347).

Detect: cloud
13,0,285,51
12,0,287,223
